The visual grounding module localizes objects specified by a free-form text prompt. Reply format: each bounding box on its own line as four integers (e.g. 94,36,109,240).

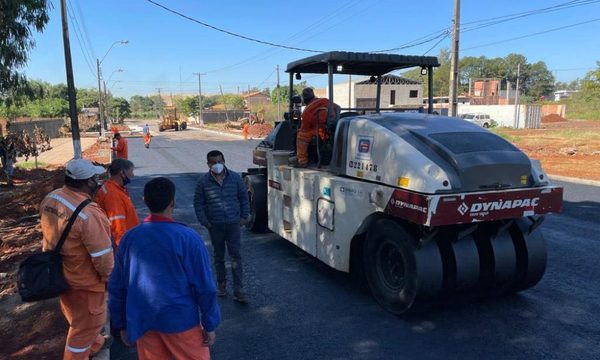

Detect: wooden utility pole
60,0,81,158
449,0,461,117
193,73,206,125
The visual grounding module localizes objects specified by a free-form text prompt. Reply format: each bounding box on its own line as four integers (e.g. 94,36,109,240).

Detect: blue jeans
208,224,243,290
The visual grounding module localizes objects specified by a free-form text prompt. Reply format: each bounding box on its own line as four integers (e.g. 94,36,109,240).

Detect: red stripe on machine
384,189,429,224
430,187,563,226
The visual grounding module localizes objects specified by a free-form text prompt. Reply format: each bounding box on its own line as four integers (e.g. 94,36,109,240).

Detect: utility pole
103,81,109,124
60,0,81,158
219,85,230,122
276,65,281,120
156,88,162,119
193,73,206,125
514,63,521,128
96,59,104,137
449,0,461,117
348,74,352,109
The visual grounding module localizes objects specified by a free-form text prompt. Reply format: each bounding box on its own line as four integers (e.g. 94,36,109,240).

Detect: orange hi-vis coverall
96,179,140,247
40,186,114,360
113,137,128,159
297,98,336,166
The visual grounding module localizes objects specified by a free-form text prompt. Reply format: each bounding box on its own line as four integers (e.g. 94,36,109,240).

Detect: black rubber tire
244,174,268,233
174,124,179,131
159,126,164,132
483,123,490,128
364,219,418,314
510,218,547,292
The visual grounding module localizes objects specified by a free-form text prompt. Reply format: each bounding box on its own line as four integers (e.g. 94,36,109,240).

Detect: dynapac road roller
243,52,563,314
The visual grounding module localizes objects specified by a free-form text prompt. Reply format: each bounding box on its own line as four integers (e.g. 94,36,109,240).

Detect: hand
202,330,216,347
120,329,132,347
240,217,250,225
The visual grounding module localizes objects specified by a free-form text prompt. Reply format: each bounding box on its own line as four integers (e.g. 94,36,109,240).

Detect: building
469,78,519,105
329,74,423,109
243,92,270,108
553,90,578,101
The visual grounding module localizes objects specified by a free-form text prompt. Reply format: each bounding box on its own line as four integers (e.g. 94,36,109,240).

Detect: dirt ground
494,120,600,181
0,140,110,359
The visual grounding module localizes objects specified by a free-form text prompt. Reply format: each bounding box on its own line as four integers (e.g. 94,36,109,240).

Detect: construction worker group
40,151,249,359
40,88,327,359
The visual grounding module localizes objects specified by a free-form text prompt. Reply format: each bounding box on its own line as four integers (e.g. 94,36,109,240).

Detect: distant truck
159,105,187,132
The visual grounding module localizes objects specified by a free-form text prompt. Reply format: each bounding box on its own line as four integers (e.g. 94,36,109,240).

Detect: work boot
233,289,248,304
217,282,227,297
90,334,113,358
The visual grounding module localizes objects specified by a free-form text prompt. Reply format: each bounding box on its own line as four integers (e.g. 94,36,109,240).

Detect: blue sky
23,0,600,99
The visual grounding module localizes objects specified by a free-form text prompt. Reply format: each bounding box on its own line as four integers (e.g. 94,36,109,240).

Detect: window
390,90,396,105
409,90,418,98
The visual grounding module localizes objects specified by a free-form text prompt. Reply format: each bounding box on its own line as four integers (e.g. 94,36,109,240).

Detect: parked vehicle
460,113,497,128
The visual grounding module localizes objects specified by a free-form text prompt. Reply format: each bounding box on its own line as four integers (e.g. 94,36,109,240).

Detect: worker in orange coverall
96,158,139,248
295,87,339,168
40,159,114,359
142,123,152,148
242,122,249,140
111,132,128,160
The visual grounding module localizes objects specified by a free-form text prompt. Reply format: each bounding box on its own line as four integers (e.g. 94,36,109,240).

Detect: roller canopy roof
286,51,440,76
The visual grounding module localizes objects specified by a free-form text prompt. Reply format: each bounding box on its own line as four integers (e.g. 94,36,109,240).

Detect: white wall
331,80,423,109
457,104,535,128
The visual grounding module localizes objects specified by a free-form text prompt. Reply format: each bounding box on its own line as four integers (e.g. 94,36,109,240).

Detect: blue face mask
121,172,131,186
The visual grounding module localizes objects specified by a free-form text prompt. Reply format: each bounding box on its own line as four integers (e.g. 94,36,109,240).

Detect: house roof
286,51,439,76
355,74,421,85
243,92,269,98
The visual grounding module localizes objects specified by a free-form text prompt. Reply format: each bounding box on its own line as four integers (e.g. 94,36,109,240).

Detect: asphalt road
111,124,600,360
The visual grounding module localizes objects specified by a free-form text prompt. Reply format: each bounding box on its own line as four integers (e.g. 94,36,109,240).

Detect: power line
66,0,96,78
462,17,600,51
73,0,96,60
145,0,323,53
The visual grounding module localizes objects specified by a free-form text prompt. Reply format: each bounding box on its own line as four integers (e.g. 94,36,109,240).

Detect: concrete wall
541,104,566,118
457,104,541,128
3,118,65,138
201,110,246,123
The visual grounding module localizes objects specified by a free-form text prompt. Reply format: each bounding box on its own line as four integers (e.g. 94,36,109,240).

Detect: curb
188,126,244,139
549,174,600,187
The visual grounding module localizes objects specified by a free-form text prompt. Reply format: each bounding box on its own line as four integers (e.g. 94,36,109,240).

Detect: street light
97,40,128,136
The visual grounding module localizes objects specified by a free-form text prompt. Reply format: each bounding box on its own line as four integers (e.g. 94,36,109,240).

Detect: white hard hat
65,159,106,180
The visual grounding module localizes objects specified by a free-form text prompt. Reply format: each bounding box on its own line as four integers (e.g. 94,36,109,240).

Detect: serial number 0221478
348,160,378,172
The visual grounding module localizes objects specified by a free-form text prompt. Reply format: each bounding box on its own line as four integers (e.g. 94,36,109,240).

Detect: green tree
271,81,307,104
0,1,50,104
218,94,244,110
129,95,154,113
76,88,99,108
109,97,131,122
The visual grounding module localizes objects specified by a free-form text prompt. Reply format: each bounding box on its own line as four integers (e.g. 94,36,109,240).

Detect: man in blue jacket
194,150,250,303
109,177,220,359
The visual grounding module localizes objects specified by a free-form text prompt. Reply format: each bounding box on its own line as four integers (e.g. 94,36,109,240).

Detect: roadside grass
15,161,47,169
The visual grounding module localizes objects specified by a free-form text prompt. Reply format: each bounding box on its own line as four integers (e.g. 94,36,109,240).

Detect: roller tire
365,219,418,314
244,175,268,233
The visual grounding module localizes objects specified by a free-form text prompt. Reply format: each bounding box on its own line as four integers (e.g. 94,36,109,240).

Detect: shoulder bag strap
54,199,92,253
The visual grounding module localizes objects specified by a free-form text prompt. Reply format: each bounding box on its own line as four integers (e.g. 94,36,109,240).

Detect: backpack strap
54,199,92,254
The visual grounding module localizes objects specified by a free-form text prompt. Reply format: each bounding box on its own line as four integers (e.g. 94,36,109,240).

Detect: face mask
88,178,101,194
211,163,225,174
121,173,131,186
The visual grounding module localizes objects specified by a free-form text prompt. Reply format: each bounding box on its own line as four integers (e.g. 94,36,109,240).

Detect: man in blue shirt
194,150,250,303
109,177,220,359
